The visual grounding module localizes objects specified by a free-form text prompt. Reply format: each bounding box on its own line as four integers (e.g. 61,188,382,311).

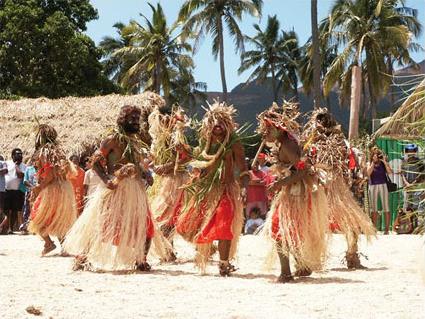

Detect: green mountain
198,60,425,132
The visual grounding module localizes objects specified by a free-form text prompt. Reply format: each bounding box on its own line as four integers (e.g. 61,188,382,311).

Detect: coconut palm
99,23,140,93
311,0,322,108
238,15,282,102
276,30,302,102
322,0,422,139
178,0,263,102
112,3,193,97
299,32,338,108
169,69,208,108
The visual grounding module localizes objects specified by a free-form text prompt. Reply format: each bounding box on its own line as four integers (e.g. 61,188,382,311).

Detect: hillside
198,60,425,132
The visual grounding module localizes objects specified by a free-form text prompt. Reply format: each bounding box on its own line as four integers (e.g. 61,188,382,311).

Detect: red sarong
196,193,234,243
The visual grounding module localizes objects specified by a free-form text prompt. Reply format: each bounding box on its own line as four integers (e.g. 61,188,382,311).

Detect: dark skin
263,126,313,282
207,122,249,267
12,151,24,179
92,110,152,269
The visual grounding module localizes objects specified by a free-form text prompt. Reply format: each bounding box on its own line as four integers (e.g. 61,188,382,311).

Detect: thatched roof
0,92,164,159
374,78,425,140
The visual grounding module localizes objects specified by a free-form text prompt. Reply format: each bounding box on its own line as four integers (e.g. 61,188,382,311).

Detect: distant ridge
196,59,425,132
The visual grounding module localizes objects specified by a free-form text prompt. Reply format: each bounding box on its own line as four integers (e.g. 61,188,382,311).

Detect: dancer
64,105,166,271
303,109,375,269
148,105,191,261
176,102,249,276
28,124,77,256
258,102,329,283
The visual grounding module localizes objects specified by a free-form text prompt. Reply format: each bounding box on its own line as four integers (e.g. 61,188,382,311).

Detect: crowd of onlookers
243,144,425,235
0,149,102,235
1,143,423,236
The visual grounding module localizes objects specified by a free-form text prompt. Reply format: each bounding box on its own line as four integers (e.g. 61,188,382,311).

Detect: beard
122,122,140,134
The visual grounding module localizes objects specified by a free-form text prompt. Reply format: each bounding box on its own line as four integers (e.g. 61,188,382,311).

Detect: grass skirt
327,179,376,238
64,176,168,270
262,181,329,271
29,180,77,238
176,183,244,273
151,172,187,230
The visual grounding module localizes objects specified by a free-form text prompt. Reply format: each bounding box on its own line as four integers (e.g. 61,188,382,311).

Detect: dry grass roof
0,92,164,159
374,77,425,140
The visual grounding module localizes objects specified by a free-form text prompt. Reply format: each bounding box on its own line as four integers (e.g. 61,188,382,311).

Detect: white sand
0,234,424,319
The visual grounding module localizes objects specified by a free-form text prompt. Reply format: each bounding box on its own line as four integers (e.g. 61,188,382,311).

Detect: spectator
246,161,268,218
257,153,270,173
367,147,393,234
20,155,38,233
83,157,103,199
0,155,8,234
67,155,85,216
401,144,425,211
244,207,264,234
4,148,26,233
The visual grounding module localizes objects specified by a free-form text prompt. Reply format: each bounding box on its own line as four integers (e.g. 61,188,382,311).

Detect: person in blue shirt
19,157,38,233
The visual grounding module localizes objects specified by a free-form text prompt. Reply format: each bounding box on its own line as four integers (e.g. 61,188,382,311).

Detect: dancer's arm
95,137,116,190
233,141,249,188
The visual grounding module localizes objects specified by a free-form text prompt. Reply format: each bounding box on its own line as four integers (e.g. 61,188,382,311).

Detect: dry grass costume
29,124,77,256
64,105,168,271
176,102,249,276
148,105,191,261
302,108,376,268
258,102,329,283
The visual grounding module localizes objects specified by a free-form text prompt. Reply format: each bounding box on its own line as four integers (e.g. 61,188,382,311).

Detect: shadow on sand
329,266,388,272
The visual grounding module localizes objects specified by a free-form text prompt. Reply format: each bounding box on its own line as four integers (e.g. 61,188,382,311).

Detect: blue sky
86,0,425,92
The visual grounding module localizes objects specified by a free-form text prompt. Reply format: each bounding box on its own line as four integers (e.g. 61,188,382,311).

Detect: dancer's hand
268,180,283,194
106,179,117,190
241,187,247,204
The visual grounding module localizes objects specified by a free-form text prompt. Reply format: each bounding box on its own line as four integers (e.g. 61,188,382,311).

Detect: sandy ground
0,233,424,319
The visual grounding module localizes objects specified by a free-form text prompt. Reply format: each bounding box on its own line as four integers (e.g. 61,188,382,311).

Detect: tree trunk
271,63,277,102
349,65,362,140
367,72,377,120
217,15,228,102
311,0,321,109
326,95,331,112
361,71,367,121
155,54,161,94
292,73,299,102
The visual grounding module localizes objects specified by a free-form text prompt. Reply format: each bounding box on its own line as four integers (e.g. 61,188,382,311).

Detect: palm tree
99,22,139,93
238,15,282,102
311,0,322,109
322,0,422,139
178,0,263,102
299,31,338,108
112,3,193,97
276,30,302,102
169,69,208,108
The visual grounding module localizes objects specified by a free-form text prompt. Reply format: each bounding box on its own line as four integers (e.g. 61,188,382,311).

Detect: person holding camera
367,148,393,234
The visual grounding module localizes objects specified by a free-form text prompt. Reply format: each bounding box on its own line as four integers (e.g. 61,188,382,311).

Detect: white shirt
5,161,26,190
0,161,6,192
244,218,264,234
83,169,102,197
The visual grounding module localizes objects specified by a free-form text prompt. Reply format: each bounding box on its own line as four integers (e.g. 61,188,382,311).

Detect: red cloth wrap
196,193,234,243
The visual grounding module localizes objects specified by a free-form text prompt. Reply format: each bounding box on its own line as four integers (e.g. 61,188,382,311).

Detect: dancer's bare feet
73,255,91,271
294,268,312,277
219,262,238,277
276,274,294,283
41,242,56,256
136,262,152,272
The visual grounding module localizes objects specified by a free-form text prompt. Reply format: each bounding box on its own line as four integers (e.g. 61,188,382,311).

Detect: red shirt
247,170,268,202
